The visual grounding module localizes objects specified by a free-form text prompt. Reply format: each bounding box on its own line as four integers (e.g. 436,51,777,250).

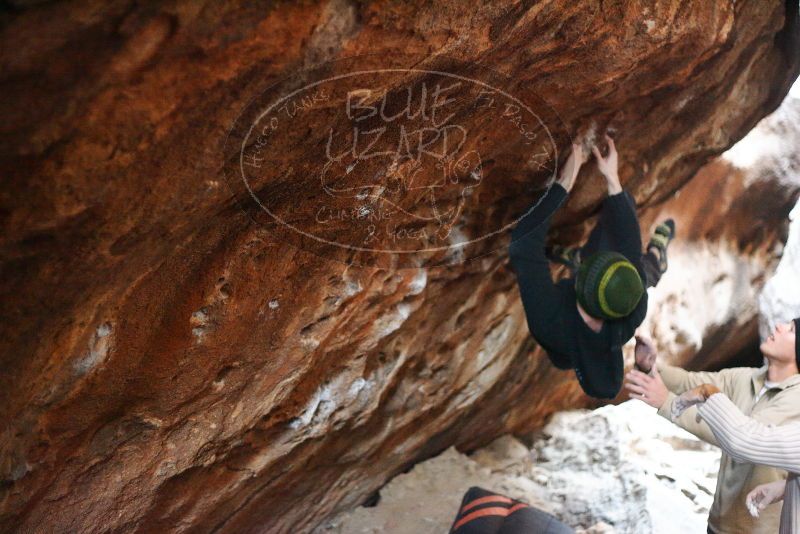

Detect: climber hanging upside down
507,131,675,399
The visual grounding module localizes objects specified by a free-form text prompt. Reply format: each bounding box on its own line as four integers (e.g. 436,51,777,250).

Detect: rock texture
757,84,800,335
321,401,721,533
2,1,800,533
636,88,800,370
761,200,800,334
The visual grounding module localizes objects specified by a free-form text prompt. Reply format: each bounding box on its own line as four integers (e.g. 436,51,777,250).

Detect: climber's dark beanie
576,251,644,320
794,317,800,369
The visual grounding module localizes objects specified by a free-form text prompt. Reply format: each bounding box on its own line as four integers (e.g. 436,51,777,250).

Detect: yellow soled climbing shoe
648,218,676,273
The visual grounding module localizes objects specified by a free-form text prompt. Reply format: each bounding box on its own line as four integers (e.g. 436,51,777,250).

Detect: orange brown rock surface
1,1,799,532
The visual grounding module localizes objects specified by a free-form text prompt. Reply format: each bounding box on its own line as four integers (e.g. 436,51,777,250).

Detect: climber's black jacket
508,183,648,399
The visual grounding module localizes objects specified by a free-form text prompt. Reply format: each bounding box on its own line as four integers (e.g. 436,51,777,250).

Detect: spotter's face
760,321,796,362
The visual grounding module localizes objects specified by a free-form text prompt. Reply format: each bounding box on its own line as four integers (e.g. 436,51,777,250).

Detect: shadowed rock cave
2,1,800,533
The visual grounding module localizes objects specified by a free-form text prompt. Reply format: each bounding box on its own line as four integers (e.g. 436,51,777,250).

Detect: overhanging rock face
1,1,799,532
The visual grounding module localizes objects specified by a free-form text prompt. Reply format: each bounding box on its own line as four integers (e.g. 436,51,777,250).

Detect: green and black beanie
576,251,644,320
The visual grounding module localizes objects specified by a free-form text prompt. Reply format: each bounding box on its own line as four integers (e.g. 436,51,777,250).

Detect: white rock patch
74,322,113,375
760,200,800,334
319,401,718,534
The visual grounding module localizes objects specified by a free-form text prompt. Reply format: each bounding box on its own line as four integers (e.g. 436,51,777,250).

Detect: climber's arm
509,138,587,335
602,190,644,264
509,184,569,339
591,134,643,262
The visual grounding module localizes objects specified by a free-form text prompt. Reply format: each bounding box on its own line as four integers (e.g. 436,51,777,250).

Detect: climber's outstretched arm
508,141,586,345
509,183,568,339
592,133,623,196
592,134,643,263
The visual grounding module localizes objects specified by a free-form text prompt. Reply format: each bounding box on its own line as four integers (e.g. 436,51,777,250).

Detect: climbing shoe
546,244,582,271
647,218,675,273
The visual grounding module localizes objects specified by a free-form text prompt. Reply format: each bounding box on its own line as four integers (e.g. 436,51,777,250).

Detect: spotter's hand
624,368,668,409
746,480,786,518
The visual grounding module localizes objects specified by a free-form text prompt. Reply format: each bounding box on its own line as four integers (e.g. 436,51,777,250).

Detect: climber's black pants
580,191,663,287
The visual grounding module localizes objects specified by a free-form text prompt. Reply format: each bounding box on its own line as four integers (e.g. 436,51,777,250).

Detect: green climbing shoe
647,218,675,273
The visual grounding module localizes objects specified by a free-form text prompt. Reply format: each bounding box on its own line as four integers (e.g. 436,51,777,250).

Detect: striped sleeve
698,393,800,474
